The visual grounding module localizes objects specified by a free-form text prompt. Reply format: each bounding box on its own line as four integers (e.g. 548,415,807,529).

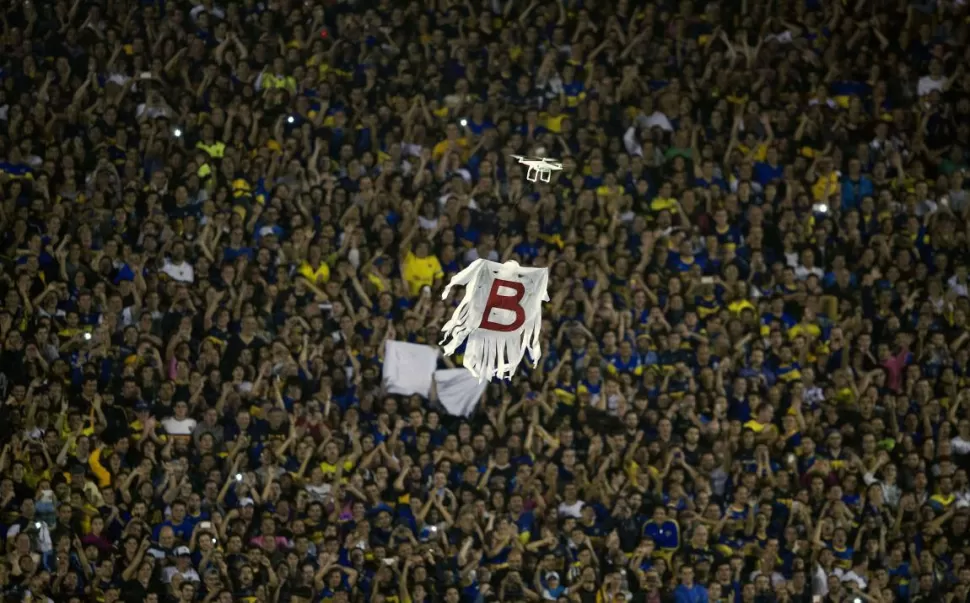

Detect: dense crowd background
0,0,969,602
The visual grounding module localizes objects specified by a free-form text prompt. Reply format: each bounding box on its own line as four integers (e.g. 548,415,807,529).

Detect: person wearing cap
541,571,566,601
162,545,201,585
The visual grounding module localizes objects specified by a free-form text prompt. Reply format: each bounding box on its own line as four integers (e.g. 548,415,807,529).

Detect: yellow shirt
739,142,769,162
432,138,469,161
812,172,839,201
543,113,566,133
298,261,330,285
196,141,226,158
261,73,297,93
744,420,768,433
651,197,679,213
320,459,355,483
403,251,443,296
788,323,821,341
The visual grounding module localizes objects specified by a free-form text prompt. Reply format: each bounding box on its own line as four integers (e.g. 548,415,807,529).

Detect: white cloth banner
435,368,489,417
382,341,438,398
440,259,549,382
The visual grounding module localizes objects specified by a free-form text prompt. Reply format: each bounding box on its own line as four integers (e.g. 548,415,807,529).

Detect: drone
511,155,563,183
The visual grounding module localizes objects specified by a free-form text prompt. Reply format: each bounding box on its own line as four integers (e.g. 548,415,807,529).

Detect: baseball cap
546,572,560,582
239,497,255,507
134,400,150,413
174,546,191,557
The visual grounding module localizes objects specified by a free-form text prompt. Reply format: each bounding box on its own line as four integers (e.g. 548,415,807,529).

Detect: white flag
435,368,488,416
382,341,439,398
439,259,549,382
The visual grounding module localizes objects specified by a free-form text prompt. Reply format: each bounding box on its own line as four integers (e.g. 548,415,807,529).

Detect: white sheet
382,341,439,398
435,368,488,417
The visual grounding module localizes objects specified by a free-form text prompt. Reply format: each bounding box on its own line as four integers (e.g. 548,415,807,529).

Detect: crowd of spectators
1,0,969,602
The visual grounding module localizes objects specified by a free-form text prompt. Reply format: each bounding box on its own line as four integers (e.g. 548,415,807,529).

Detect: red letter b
479,279,526,332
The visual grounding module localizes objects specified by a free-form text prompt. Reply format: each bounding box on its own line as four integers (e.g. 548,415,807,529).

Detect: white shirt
837,569,867,590
918,75,945,97
955,488,970,509
557,500,585,518
161,260,195,283
812,564,829,598
162,565,201,584
305,483,332,503
189,4,226,21
795,264,824,281
135,103,173,120
952,436,970,456
6,522,52,553
862,472,901,508
418,216,439,231
162,416,197,436
121,306,137,327
802,385,825,407
636,111,674,132
948,277,969,299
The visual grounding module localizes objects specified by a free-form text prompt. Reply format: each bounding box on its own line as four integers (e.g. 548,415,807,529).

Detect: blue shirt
674,583,709,603
753,161,784,186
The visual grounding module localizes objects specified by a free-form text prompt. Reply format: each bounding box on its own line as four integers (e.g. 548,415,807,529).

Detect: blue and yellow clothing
554,380,577,405
643,519,680,559
774,362,802,383
695,295,720,320
511,510,535,543
682,546,716,566
929,493,955,513
0,162,33,180
577,379,602,400
714,224,743,246
724,505,750,534
828,543,854,570
788,322,821,341
824,449,849,470
888,562,912,600
668,253,702,273
607,354,643,377
762,311,796,331
562,81,586,108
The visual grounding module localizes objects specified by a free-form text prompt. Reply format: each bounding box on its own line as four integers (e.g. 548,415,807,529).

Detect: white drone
511,155,563,183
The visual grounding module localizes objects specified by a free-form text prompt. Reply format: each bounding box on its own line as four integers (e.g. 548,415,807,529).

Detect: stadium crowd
1,0,969,601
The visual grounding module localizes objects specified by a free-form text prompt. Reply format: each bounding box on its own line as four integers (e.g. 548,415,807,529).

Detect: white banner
382,341,438,398
435,368,489,416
